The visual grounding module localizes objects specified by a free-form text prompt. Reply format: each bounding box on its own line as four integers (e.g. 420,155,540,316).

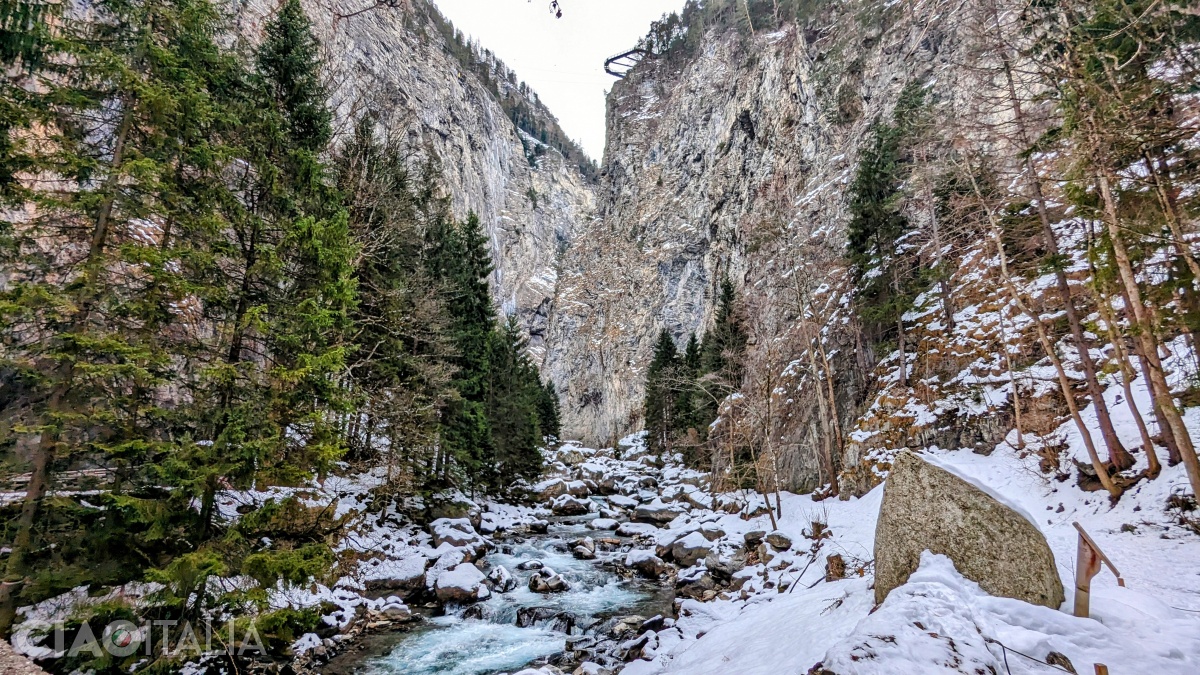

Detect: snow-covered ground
10,386,1200,675
603,400,1200,675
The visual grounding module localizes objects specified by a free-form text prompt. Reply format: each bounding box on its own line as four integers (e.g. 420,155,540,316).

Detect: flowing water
333,516,672,675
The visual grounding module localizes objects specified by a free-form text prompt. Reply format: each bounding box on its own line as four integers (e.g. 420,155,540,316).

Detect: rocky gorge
5,0,1200,673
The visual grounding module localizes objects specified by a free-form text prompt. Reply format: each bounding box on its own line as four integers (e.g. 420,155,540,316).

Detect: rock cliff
543,0,1026,488
234,0,595,358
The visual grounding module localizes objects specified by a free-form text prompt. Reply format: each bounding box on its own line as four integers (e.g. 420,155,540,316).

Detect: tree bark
1098,173,1200,498
989,1,1133,470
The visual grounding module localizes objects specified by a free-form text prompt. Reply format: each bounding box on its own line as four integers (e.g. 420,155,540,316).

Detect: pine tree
538,380,563,440
484,317,545,488
425,211,498,489
701,279,748,379
184,0,354,536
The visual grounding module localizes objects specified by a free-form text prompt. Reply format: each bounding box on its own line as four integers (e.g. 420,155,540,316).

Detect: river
324,513,673,675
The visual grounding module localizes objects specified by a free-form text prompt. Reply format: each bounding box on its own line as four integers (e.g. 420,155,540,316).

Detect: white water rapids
355,516,671,675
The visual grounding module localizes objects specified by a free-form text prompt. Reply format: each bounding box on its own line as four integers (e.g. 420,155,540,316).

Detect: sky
433,0,688,161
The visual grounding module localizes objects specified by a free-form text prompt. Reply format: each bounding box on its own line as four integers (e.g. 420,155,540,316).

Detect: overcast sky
434,0,688,161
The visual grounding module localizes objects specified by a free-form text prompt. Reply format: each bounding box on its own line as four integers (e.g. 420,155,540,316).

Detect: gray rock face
234,1,594,356
873,453,1064,608
540,2,1037,497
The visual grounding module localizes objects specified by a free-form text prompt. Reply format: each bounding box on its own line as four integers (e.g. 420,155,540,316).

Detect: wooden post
1095,664,1109,675
1073,522,1124,618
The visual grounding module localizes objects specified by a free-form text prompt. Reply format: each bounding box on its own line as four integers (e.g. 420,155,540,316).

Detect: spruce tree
184,0,354,535
644,330,680,455
0,0,251,634
485,317,545,488
701,279,748,379
538,381,563,440
845,81,927,350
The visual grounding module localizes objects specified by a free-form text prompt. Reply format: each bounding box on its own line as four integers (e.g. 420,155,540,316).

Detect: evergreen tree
701,278,748,380
644,329,680,455
0,0,252,634
484,317,545,488
181,0,354,536
538,380,563,440
425,211,497,489
846,81,928,353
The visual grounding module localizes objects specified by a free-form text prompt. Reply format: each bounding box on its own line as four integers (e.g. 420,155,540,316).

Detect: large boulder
430,518,489,558
551,494,592,516
434,563,491,603
623,549,668,578
670,531,713,567
533,478,569,501
874,452,1064,608
634,498,684,524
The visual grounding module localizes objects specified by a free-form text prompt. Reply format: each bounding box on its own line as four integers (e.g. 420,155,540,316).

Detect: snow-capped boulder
379,597,413,621
670,531,713,567
624,549,668,578
634,498,684,524
434,563,490,603
589,518,620,531
430,519,489,561
565,480,591,497
571,536,597,560
766,530,792,551
616,521,659,537
360,554,428,592
528,569,572,593
743,530,766,548
608,494,639,509
424,548,466,590
551,494,592,516
578,462,608,482
874,452,1064,608
487,565,518,593
534,478,569,501
699,523,726,541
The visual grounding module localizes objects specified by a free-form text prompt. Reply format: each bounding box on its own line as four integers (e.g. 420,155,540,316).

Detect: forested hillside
0,0,556,660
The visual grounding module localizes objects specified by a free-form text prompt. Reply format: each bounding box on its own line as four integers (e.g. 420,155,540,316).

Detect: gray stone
765,530,792,551
670,531,713,567
551,494,592,516
634,499,684,524
529,570,572,593
487,565,518,593
873,452,1064,608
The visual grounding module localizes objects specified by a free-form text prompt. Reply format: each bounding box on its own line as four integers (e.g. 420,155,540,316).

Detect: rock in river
434,563,491,603
551,494,592,516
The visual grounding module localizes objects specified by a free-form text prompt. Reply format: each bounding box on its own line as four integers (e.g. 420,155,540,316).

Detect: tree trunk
990,1,1132,470
967,166,1121,498
1098,173,1200,498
